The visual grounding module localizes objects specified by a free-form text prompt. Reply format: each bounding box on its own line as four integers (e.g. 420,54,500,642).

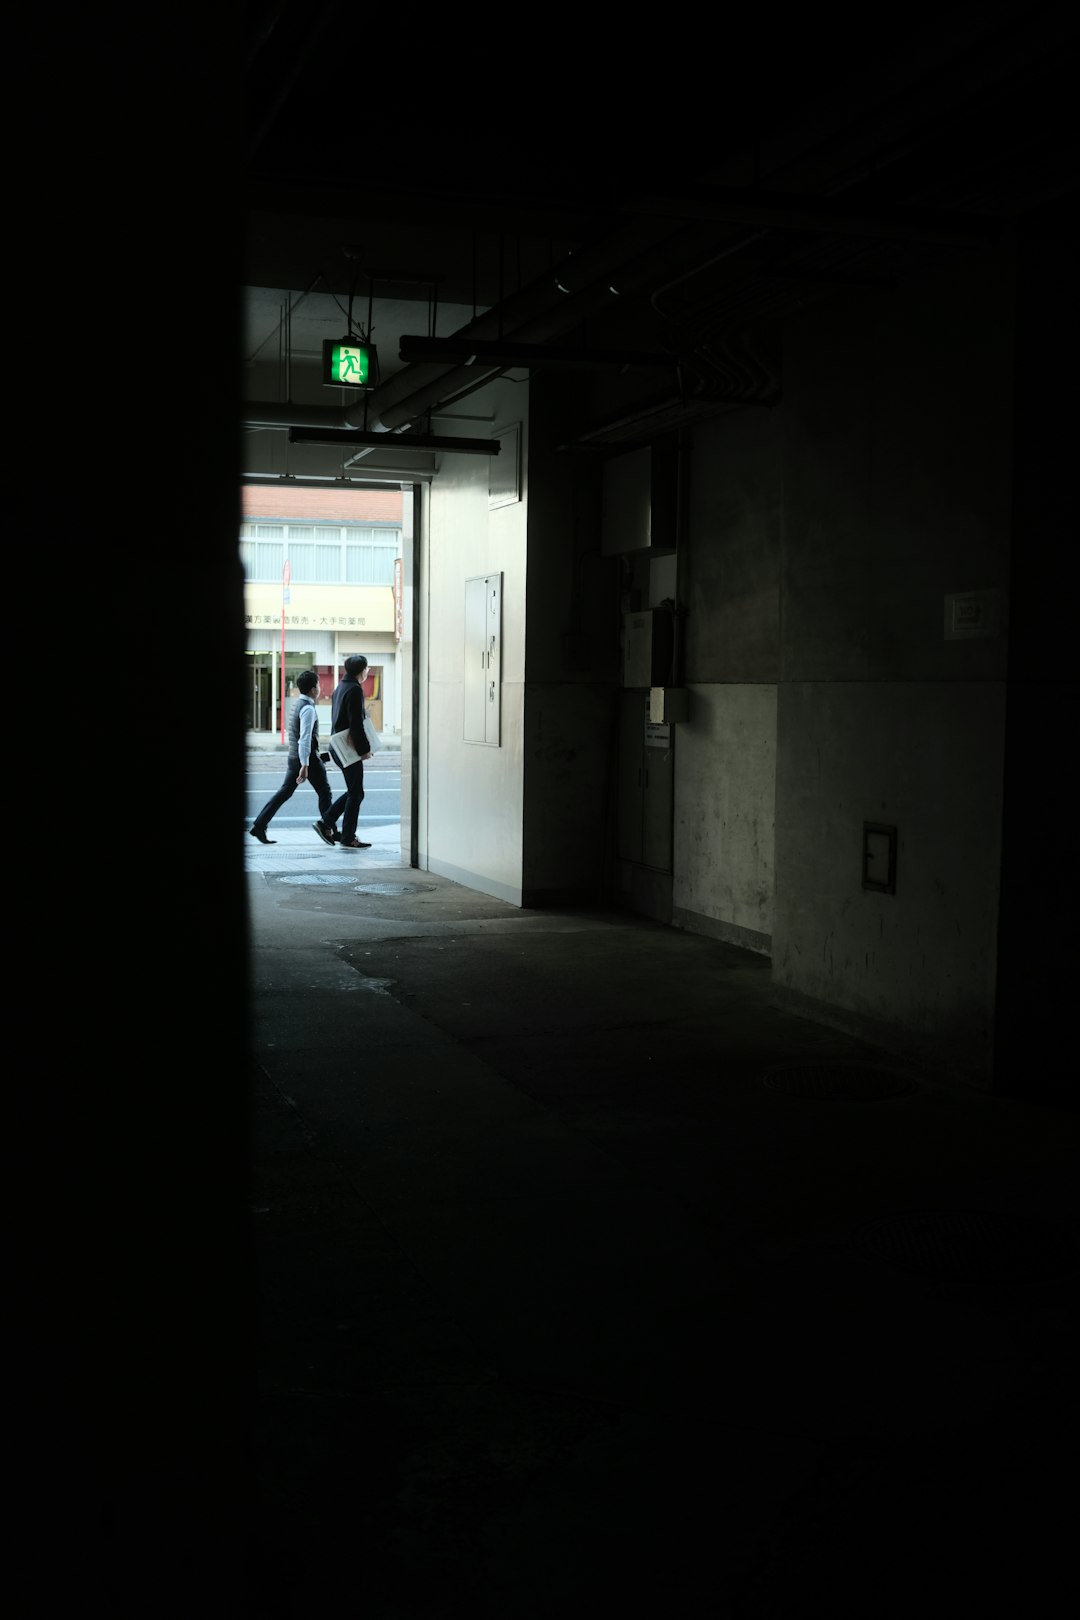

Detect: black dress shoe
338,838,371,849
249,827,276,844
312,821,335,847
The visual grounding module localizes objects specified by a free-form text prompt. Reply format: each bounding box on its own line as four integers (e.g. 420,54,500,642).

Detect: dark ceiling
241,2,1079,456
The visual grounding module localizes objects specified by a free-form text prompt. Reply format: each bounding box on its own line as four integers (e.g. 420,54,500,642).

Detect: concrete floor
244,824,1079,1618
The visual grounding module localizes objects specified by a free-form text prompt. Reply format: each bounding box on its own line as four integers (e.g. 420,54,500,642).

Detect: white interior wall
418,379,529,903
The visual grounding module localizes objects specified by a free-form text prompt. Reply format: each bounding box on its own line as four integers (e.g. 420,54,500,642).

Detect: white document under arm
329,728,363,767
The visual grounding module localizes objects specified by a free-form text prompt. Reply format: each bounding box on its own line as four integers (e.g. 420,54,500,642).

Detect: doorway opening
239,481,419,865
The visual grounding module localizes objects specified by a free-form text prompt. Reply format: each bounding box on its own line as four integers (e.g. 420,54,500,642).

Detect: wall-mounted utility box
623,607,675,688
649,686,688,724
617,691,674,873
601,441,679,556
943,588,1003,640
464,572,502,745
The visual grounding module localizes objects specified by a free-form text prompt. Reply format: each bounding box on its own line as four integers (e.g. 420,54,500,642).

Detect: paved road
245,752,401,831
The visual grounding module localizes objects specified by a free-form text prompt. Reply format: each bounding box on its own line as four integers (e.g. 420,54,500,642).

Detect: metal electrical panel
623,612,655,687
622,605,675,688
601,442,679,556
464,572,502,745
602,447,653,556
616,690,673,872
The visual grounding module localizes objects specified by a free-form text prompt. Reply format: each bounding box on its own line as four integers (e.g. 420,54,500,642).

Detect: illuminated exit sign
322,338,378,388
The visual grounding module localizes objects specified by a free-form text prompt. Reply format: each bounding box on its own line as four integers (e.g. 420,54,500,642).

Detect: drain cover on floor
352,881,438,895
854,1210,1080,1283
276,873,363,886
762,1063,920,1100
273,876,437,893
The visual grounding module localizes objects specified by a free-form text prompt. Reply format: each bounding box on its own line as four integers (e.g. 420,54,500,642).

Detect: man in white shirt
248,669,337,844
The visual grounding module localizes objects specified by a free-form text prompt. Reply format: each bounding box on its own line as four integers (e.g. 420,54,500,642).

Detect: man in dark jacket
316,654,373,849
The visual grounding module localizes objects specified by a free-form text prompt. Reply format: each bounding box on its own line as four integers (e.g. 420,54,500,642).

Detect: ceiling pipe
397,336,678,370
288,427,497,455
243,402,353,430
344,215,678,432
350,108,1001,440
246,134,982,441
354,215,764,434
240,217,681,435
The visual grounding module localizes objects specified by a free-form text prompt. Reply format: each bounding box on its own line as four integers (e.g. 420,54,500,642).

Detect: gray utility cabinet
464,572,501,745
600,442,679,556
617,690,674,872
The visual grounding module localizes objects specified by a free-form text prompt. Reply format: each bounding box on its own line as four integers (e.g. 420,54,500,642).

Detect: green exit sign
322,338,378,388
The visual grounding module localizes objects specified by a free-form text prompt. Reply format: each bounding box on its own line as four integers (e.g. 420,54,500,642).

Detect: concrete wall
773,681,1006,1071
520,377,620,904
621,252,1016,1084
672,683,777,952
992,237,1073,1103
673,408,781,951
770,254,1014,1082
418,377,528,904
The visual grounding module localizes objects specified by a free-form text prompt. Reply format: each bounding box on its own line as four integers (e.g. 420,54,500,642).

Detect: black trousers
251,754,334,834
328,759,365,843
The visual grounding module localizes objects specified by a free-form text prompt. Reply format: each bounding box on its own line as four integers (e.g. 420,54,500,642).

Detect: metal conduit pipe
243,219,778,438
242,402,354,430
356,216,764,434
346,216,682,433
351,360,505,433
240,220,681,436
364,85,1016,439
